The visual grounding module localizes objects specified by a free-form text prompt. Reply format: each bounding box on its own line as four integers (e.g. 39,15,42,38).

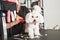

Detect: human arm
6,14,24,29
17,0,21,12
6,20,19,29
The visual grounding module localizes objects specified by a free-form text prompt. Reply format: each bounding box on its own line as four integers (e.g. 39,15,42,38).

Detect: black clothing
0,3,29,36
7,6,30,37
1,1,17,11
17,6,30,20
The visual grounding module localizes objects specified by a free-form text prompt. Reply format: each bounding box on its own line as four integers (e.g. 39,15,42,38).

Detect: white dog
25,5,44,39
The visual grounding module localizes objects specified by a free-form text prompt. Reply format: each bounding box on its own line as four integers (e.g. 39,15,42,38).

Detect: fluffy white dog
25,5,44,39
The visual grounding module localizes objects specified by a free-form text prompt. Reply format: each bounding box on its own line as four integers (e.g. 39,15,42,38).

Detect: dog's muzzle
33,20,36,25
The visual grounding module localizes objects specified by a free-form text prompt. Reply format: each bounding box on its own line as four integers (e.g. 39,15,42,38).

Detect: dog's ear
39,14,44,23
25,13,30,23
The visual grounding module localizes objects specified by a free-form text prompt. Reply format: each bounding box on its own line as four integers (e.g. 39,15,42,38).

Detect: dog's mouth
33,20,36,25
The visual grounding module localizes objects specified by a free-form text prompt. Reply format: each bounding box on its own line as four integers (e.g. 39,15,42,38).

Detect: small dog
25,5,44,39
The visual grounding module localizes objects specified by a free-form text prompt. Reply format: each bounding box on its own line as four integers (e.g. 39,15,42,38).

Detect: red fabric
4,0,17,3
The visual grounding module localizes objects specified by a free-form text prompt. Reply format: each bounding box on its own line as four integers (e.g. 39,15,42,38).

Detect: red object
4,0,17,3
20,19,24,23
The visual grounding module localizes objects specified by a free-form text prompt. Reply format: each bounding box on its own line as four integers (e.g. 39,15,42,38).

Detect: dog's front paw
34,34,43,38
39,34,43,37
35,36,39,38
29,36,34,39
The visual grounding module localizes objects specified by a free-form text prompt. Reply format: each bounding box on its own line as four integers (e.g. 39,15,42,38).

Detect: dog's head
25,5,44,25
25,12,44,25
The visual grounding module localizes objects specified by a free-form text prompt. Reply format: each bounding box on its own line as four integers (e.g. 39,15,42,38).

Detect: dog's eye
32,16,34,18
36,16,38,18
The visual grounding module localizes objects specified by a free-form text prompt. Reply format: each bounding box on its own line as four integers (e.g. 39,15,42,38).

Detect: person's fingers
16,14,24,22
20,19,24,23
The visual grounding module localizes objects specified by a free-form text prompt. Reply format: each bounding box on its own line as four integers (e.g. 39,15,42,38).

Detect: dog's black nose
34,19,36,21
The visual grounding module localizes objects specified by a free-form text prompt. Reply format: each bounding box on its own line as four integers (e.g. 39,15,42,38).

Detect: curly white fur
25,5,44,39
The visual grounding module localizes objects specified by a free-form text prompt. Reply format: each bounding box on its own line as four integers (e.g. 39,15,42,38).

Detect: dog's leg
28,27,34,39
34,26,41,38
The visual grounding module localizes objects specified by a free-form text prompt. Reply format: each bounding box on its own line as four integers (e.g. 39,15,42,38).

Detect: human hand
16,14,24,23
19,19,24,23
